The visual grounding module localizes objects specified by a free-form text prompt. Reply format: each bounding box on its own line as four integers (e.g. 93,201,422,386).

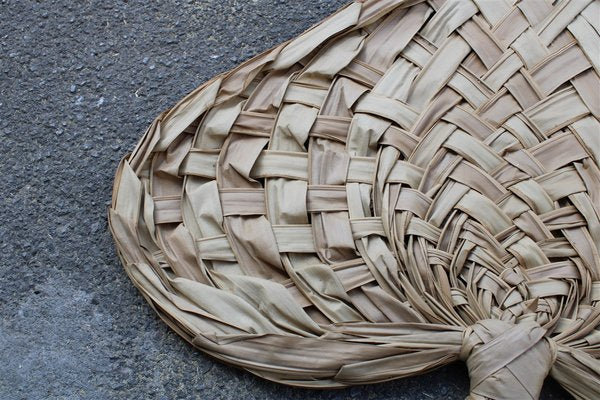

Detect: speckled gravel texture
0,1,572,399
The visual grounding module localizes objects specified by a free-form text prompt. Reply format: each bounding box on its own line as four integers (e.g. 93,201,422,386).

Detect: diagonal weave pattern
109,0,600,398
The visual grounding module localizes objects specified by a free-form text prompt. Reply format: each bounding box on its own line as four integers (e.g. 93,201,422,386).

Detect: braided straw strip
109,0,600,398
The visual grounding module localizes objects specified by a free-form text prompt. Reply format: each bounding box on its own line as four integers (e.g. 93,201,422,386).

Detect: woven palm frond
109,0,600,398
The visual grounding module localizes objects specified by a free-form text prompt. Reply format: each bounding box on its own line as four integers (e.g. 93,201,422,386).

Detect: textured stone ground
0,1,570,399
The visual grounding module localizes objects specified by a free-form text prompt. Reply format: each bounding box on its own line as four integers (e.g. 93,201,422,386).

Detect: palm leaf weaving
109,0,600,398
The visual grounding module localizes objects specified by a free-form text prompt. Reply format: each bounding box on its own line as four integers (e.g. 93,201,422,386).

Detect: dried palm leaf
109,0,600,398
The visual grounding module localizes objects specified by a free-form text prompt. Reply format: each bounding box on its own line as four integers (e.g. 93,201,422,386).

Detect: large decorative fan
109,1,600,398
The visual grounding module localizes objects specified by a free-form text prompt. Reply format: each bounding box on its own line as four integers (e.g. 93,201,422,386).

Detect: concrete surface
0,1,571,399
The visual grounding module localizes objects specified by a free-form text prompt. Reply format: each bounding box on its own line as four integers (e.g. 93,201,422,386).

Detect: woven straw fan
109,0,600,398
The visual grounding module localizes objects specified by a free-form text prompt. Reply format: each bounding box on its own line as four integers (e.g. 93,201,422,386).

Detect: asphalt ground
0,1,571,399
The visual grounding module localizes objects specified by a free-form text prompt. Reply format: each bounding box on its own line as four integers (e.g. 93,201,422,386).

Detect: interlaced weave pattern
109,1,600,398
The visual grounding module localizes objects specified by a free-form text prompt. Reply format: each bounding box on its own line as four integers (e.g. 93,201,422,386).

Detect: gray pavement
0,1,571,399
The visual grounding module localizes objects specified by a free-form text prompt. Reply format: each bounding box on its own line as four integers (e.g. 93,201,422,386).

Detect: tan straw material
109,0,600,398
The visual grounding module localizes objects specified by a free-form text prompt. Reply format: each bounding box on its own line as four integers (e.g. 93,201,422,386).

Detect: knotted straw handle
459,320,555,400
